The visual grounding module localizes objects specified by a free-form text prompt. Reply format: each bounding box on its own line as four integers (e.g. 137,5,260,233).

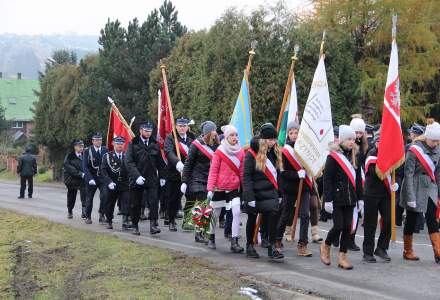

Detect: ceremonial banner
278,77,299,146
157,87,173,149
230,71,253,148
107,104,134,151
294,55,334,177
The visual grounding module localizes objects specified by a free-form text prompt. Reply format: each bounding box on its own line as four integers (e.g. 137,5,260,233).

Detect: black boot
81,207,86,219
246,244,259,259
261,238,270,249
268,244,284,261
99,213,106,224
122,215,129,230
207,234,216,249
195,231,205,243
230,237,244,253
132,225,140,236
67,210,73,219
362,254,377,263
374,248,391,262
106,222,113,230
150,220,161,235
85,218,92,224
169,220,177,232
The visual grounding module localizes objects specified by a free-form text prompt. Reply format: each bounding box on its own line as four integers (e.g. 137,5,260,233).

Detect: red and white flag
376,16,405,178
107,103,134,151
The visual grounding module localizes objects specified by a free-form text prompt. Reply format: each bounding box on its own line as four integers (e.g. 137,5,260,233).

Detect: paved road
0,180,438,300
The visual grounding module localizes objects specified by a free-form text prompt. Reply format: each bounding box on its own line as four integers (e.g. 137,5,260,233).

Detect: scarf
219,138,241,156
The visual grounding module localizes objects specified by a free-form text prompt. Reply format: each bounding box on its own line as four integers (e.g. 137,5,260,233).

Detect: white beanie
339,125,356,142
221,124,238,139
425,122,440,140
350,118,366,132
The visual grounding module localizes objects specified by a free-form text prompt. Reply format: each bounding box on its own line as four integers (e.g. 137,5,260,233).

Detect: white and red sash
248,148,278,190
216,147,241,177
361,167,365,188
409,145,437,182
329,151,357,191
178,141,189,159
192,139,214,160
365,156,392,194
281,144,313,189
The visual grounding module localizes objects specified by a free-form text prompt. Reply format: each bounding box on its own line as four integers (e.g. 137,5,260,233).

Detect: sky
0,0,310,35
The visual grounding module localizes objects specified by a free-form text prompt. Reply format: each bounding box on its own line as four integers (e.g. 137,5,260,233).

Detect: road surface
0,180,438,300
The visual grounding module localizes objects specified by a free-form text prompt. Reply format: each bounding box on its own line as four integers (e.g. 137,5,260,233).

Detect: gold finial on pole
319,30,326,57
245,40,258,75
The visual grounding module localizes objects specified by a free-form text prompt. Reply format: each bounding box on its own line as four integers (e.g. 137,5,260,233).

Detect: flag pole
276,44,299,132
157,90,161,135
319,30,326,57
160,61,181,161
107,97,135,137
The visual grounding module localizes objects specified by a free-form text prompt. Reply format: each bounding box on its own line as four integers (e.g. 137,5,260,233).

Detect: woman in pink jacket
207,125,245,253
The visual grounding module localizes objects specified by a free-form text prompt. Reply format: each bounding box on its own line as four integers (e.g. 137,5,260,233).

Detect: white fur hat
350,118,366,132
221,124,238,139
339,125,356,142
425,122,440,141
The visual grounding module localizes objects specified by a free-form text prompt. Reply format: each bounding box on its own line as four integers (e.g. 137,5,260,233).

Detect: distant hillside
0,34,99,79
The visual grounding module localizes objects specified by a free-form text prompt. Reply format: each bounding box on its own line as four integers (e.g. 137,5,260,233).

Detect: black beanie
260,123,277,139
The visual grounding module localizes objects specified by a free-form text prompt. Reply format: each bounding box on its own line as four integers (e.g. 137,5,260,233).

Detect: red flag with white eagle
376,16,405,179
107,103,135,151
157,87,173,149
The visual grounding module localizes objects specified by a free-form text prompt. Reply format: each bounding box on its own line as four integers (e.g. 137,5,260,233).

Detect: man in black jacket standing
63,139,86,219
17,146,37,199
83,133,108,224
164,117,193,231
101,136,130,230
126,122,162,235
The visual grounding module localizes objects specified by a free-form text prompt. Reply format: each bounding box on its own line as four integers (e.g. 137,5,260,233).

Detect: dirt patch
63,263,88,300
11,245,42,299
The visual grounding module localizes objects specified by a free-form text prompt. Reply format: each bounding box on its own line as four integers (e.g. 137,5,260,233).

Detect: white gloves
324,202,333,214
357,200,364,213
407,201,417,208
81,173,85,178
108,182,116,190
180,183,187,194
136,176,145,185
248,201,256,208
176,161,184,172
207,191,214,201
88,179,96,186
391,183,399,192
298,169,306,179
279,197,283,203
160,179,166,187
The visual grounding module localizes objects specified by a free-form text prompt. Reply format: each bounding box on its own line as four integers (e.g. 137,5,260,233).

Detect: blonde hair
255,139,283,172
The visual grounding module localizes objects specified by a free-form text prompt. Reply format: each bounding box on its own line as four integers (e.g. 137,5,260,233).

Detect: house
0,72,39,142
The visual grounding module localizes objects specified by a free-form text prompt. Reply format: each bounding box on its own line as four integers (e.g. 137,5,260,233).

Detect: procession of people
60,114,440,268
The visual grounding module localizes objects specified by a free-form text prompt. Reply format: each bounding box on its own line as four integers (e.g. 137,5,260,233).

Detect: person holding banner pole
181,121,219,244
276,121,312,257
320,125,363,270
400,122,440,263
243,123,284,261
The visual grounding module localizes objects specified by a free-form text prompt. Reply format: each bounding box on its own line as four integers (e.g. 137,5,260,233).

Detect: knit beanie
425,122,440,140
201,121,217,136
339,125,356,142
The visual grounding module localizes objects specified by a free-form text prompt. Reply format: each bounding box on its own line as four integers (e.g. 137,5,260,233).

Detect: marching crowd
57,115,440,269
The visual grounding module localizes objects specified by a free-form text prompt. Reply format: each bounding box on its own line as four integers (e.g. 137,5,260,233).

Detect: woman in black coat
320,125,363,270
243,123,284,261
63,139,86,219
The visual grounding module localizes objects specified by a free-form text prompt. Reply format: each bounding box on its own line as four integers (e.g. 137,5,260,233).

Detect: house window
8,97,17,104
12,121,24,129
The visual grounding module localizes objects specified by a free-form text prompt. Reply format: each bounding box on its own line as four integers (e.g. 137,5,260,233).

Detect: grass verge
0,170,54,183
0,209,247,299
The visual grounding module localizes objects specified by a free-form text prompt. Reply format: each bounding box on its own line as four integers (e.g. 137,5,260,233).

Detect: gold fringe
375,156,405,180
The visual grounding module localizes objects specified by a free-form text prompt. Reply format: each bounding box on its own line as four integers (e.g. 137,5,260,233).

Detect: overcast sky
0,0,309,35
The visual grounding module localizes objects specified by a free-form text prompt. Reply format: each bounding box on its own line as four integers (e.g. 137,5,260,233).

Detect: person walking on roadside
17,146,37,199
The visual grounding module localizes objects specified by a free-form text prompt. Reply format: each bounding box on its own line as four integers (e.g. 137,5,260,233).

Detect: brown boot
297,243,312,257
403,235,420,261
320,243,331,265
429,233,440,264
337,252,353,270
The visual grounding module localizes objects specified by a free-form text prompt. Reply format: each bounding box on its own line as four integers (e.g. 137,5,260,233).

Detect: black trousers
85,180,107,218
404,199,439,235
159,185,167,214
276,191,310,245
167,180,182,222
130,186,159,226
309,194,320,226
141,189,151,209
325,205,354,253
106,189,130,223
20,176,33,197
363,195,391,256
246,211,278,246
67,187,86,212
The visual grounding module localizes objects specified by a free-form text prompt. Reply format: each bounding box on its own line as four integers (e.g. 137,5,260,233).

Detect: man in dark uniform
63,139,86,219
125,122,162,236
17,146,37,199
83,132,108,224
101,136,130,230
164,117,193,231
